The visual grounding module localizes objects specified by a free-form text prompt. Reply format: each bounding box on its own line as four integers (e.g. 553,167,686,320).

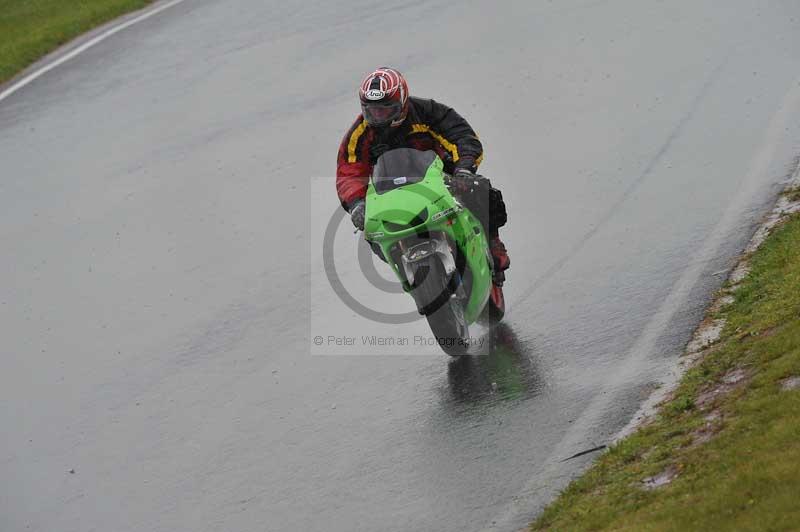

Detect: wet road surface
2,1,800,531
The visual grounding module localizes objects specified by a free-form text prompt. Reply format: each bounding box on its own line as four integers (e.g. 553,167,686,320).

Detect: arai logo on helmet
365,89,385,101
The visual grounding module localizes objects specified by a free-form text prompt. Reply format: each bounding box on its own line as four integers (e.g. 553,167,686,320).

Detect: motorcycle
362,148,502,355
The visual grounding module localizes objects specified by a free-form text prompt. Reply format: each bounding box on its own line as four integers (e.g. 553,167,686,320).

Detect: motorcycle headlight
403,241,435,262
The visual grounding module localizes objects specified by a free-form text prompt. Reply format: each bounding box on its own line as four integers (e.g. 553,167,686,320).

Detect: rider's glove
449,168,480,195
454,167,475,179
349,199,366,231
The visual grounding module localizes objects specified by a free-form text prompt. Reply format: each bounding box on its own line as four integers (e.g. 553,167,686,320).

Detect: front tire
411,257,469,356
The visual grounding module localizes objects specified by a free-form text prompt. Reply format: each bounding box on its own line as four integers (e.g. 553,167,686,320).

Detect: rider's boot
485,235,510,321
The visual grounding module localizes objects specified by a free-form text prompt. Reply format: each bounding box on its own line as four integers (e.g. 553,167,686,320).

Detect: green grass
531,210,800,531
0,0,153,85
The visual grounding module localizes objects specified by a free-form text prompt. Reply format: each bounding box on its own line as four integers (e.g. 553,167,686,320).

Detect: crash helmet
358,67,410,128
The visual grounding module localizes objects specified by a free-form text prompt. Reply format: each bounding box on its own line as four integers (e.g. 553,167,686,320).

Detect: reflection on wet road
446,324,542,404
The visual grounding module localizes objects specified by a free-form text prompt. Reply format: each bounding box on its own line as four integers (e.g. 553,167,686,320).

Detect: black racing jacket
336,96,484,208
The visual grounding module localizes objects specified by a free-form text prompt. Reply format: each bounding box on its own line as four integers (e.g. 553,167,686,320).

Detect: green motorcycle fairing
363,149,493,324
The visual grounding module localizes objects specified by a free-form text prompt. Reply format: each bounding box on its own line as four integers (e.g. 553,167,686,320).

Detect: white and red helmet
358,67,409,128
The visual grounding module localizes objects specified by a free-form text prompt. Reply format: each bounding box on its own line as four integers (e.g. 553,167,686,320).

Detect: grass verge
531,198,800,531
0,0,154,85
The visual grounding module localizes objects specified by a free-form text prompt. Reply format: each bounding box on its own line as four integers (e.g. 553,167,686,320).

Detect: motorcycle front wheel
411,257,469,356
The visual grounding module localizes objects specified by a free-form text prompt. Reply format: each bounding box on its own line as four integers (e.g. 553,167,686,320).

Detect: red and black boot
483,236,510,322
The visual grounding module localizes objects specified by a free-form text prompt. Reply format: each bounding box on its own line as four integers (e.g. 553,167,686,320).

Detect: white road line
482,71,800,532
0,0,189,104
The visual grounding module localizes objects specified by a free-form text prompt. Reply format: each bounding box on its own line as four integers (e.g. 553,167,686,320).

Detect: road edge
529,156,800,530
613,156,800,443
0,0,189,104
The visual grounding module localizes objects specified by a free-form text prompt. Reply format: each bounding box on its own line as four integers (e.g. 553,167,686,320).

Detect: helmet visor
362,101,402,127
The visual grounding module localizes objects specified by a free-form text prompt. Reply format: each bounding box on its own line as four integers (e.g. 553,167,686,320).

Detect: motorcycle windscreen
371,149,438,195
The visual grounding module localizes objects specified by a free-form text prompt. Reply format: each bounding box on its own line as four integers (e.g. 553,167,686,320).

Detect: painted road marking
483,69,800,532
0,0,189,104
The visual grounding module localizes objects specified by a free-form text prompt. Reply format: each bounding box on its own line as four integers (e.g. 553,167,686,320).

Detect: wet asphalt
2,1,800,531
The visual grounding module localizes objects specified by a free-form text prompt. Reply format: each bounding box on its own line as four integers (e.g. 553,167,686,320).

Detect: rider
336,66,510,313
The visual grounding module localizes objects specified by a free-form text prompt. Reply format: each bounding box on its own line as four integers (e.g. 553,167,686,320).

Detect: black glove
349,199,366,231
448,168,480,195
453,167,475,179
